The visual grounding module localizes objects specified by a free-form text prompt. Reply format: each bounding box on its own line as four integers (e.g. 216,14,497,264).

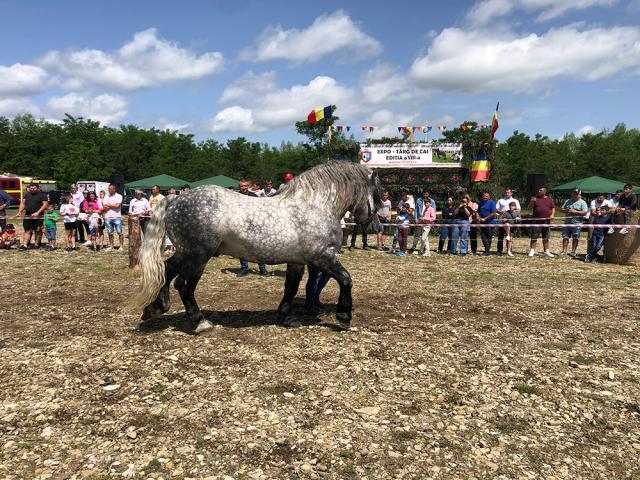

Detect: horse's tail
131,195,175,311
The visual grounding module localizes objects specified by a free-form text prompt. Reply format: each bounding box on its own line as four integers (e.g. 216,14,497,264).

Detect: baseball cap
572,188,581,194
284,172,294,181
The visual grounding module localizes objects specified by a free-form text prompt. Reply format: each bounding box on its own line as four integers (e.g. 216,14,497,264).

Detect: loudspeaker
110,174,125,195
527,173,546,198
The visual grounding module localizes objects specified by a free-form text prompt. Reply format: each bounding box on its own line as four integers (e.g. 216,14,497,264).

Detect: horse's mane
278,161,375,214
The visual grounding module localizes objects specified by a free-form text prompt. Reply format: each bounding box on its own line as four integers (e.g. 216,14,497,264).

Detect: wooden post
604,211,640,266
128,216,141,270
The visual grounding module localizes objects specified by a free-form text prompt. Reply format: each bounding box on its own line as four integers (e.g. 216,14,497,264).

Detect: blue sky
1,0,639,144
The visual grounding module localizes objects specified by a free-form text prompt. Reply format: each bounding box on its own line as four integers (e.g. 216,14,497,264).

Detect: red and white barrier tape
346,222,639,229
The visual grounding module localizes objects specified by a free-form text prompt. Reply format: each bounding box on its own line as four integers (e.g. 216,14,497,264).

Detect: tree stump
604,211,640,266
128,217,141,270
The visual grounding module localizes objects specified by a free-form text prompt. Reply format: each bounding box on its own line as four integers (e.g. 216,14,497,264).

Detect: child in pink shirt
414,202,437,256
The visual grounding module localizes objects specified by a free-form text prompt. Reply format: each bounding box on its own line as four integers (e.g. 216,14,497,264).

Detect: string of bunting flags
324,125,451,133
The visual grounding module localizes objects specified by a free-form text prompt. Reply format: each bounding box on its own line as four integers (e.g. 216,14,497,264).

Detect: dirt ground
1,233,640,480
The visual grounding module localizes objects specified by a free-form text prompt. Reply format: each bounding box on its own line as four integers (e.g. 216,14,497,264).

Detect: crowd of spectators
0,182,168,252
364,185,637,262
1,179,637,265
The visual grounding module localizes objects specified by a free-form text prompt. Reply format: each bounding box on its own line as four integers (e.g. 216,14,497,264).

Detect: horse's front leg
278,264,304,327
315,256,352,328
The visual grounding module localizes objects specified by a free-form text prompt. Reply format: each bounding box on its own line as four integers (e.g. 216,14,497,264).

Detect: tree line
1,113,638,197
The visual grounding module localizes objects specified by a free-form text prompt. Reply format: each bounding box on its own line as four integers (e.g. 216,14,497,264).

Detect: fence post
128,216,141,270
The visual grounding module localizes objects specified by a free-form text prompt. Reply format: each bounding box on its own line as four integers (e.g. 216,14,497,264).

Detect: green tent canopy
125,174,189,190
550,176,640,194
191,175,239,189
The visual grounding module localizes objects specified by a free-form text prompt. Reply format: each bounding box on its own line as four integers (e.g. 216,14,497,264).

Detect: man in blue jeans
237,179,272,277
451,198,473,255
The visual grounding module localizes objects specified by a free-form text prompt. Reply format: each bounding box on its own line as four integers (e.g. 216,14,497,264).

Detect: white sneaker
104,247,113,252
528,249,536,257
607,227,615,235
84,241,92,246
620,227,629,235
412,251,419,255
507,251,514,257
544,250,555,257
422,251,431,257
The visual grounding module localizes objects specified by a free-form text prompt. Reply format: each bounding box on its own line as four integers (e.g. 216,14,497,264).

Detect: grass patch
514,383,541,395
443,393,464,406
143,458,163,474
340,465,358,478
339,449,354,459
258,381,302,396
525,451,547,472
495,415,529,434
570,354,596,366
149,384,166,394
391,430,418,441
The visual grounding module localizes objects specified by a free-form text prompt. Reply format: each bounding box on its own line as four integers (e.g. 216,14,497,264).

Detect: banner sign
359,143,462,168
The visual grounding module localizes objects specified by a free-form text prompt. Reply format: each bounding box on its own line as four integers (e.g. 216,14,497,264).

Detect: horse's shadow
136,302,341,335
219,267,287,278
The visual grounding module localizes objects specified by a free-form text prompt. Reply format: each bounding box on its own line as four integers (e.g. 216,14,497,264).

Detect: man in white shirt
609,190,622,209
103,183,124,252
589,193,613,236
129,189,152,233
70,184,87,244
495,188,521,255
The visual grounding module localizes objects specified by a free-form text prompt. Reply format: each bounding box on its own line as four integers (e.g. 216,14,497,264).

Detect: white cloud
410,25,640,94
208,106,261,133
241,10,382,63
220,71,278,104
361,63,413,106
467,0,618,26
0,97,41,117
0,64,48,97
40,28,224,91
209,75,357,133
45,93,127,125
160,121,190,132
575,124,600,136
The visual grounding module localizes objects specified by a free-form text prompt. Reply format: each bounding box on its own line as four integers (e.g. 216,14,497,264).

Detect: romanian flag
307,105,332,124
471,152,490,182
490,102,499,140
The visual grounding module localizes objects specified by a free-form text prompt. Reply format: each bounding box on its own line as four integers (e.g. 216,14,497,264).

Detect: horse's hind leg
141,253,182,323
315,257,352,328
278,263,304,327
174,256,210,334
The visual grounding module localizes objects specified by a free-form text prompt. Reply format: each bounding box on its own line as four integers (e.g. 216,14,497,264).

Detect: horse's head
352,169,383,225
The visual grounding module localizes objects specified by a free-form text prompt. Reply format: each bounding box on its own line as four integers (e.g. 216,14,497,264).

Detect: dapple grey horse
133,161,383,334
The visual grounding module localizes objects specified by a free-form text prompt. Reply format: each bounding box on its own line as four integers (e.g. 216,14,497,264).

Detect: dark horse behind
132,161,383,334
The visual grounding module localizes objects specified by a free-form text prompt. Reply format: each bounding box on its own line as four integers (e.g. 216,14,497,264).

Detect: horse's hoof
336,312,351,329
194,319,214,335
141,304,163,321
282,317,302,328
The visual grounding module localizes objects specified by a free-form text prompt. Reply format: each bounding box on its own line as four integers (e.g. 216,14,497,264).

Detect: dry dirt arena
1,236,640,480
